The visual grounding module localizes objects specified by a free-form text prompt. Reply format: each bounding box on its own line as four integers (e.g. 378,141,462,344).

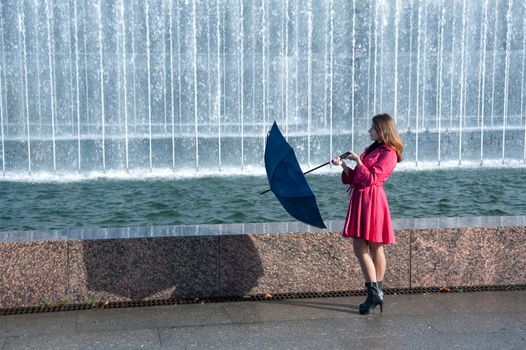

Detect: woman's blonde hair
372,113,404,162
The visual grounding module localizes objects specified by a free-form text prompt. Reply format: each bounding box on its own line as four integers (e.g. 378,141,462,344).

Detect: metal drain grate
1,284,524,316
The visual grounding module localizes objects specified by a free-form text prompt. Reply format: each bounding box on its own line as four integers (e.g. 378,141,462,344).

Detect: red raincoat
341,143,398,244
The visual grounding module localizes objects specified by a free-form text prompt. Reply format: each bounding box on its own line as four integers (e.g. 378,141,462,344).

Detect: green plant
87,297,107,308
40,298,53,310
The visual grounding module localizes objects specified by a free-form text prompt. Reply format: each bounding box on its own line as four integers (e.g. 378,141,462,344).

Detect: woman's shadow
81,228,263,301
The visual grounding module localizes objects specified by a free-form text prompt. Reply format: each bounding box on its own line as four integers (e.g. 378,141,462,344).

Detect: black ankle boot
359,283,369,310
377,281,384,301
359,282,384,315
359,282,382,309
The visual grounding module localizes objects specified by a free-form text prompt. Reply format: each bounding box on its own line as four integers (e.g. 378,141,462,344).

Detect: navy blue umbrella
262,121,327,229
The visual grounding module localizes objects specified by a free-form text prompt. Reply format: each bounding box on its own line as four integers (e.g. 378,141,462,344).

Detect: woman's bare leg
352,238,377,282
369,243,386,282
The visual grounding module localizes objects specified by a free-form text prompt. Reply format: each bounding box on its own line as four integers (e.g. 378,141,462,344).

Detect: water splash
0,0,524,179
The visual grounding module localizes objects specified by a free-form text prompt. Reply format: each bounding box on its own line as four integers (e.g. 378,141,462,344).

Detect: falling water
458,0,467,165
130,4,138,134
284,0,289,138
33,1,42,129
176,3,182,133
0,47,4,175
216,0,221,170
372,1,379,112
522,6,526,163
502,0,514,164
329,0,334,157
378,5,384,111
294,0,299,135
448,1,457,130
169,0,175,171
96,0,105,171
45,0,56,173
261,0,267,153
366,0,373,120
393,0,400,120
490,0,499,127
144,0,153,171
115,2,123,165
406,0,414,131
192,0,198,171
323,2,329,133
421,4,427,134
221,4,226,167
66,1,74,133
82,2,90,134
0,69,3,175
415,0,423,166
162,2,168,134
0,0,525,178
250,0,256,139
350,0,355,151
479,0,489,165
0,4,4,175
436,1,445,165
306,0,312,166
206,5,211,145
19,5,31,174
73,0,81,172
118,0,129,171
239,0,245,170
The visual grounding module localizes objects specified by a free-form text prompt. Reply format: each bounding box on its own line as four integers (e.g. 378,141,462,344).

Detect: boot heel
359,282,384,315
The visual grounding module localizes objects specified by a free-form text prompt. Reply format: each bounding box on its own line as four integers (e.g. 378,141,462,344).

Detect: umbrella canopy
264,121,327,229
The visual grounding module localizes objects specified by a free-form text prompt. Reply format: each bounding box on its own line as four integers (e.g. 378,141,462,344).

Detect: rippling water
1,168,525,232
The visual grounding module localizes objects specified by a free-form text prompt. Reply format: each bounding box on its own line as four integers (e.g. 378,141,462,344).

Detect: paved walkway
1,290,525,349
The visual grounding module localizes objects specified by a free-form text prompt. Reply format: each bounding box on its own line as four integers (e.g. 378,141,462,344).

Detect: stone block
0,241,68,308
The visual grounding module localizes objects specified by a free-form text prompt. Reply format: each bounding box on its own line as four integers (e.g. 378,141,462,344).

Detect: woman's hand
331,156,343,166
346,151,362,165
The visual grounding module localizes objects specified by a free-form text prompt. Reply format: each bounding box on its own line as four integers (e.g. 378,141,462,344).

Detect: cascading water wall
0,0,525,178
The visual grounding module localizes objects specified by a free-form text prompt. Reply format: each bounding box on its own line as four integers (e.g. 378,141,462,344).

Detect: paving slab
439,331,526,350
439,290,526,313
332,334,457,350
158,315,439,349
183,338,347,350
158,319,349,349
0,311,78,338
75,303,231,333
1,329,161,350
222,296,363,323
514,312,526,325
422,312,526,334
502,330,526,349
375,293,452,315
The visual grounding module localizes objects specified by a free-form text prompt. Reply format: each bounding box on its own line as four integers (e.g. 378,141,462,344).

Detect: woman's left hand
346,151,360,162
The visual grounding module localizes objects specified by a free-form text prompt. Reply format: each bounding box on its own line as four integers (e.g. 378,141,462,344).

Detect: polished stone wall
1,217,525,309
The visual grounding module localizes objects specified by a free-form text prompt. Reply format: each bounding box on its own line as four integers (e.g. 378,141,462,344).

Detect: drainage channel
1,284,524,316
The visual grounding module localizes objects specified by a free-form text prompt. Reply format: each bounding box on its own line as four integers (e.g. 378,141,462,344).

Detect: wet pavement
1,290,525,349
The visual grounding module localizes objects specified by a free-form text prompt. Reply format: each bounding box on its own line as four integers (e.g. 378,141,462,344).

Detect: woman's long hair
372,113,404,162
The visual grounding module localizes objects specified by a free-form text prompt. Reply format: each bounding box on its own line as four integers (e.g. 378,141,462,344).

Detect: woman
331,113,403,315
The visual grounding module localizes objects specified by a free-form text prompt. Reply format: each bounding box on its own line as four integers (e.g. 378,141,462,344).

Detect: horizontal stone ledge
1,217,524,309
1,215,526,243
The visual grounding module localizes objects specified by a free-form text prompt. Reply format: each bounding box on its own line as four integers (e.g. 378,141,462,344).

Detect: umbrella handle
302,151,351,175
260,151,351,195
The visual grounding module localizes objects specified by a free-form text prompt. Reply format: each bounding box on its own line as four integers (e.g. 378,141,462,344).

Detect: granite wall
1,217,525,309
